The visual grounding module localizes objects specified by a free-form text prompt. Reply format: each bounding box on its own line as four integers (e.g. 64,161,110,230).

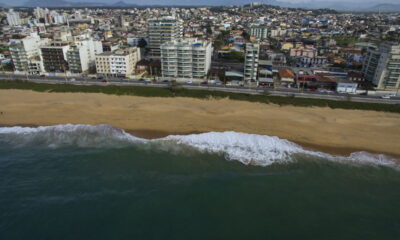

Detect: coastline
1,89,400,158
124,129,399,157
0,125,397,158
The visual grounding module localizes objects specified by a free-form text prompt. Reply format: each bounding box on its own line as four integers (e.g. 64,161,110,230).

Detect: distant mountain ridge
24,0,108,7
363,3,400,12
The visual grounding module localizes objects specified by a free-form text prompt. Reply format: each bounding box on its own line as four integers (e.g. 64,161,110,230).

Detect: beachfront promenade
1,73,399,105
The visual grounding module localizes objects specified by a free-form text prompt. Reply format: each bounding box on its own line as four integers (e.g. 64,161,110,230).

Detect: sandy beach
1,89,400,157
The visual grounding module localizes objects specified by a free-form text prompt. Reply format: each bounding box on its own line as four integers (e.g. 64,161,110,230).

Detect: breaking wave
0,124,397,168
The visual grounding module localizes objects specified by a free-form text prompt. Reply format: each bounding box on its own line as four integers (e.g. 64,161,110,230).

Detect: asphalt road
1,73,399,105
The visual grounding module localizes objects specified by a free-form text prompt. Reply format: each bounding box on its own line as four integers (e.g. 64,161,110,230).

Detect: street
1,73,399,105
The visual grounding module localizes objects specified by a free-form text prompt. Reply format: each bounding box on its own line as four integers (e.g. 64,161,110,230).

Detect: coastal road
1,73,400,105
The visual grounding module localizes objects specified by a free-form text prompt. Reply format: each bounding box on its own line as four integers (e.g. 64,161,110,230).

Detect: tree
242,31,250,41
205,24,213,35
222,51,245,62
218,72,226,84
138,38,147,48
217,30,230,40
213,40,223,50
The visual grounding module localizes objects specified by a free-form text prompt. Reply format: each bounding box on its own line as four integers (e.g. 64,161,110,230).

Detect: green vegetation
217,30,230,41
1,80,399,113
332,36,360,46
213,40,224,50
138,38,147,48
221,51,245,62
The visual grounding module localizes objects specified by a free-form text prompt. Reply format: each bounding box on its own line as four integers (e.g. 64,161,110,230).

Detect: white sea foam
164,131,316,166
0,124,397,167
0,124,144,148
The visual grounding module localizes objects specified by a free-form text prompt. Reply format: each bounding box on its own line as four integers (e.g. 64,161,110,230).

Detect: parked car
186,80,193,84
200,81,208,85
70,78,76,82
381,95,391,99
101,80,107,83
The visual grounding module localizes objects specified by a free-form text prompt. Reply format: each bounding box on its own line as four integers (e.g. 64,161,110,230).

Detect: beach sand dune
1,89,400,157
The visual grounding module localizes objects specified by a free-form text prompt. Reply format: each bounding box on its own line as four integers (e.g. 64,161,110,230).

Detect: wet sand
1,89,400,157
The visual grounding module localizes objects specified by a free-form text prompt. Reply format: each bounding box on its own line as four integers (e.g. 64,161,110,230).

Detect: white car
70,78,76,82
381,95,391,99
186,80,193,84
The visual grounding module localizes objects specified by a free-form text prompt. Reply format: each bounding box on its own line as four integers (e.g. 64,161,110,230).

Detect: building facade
244,42,260,83
6,9,21,26
67,39,103,73
95,47,141,77
250,24,268,40
41,42,70,72
362,43,400,89
148,16,183,57
160,38,212,79
9,33,49,75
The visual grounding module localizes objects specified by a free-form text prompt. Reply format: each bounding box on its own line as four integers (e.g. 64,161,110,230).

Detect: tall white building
244,42,260,83
51,11,65,25
160,38,212,79
250,24,268,40
9,33,49,75
95,47,141,77
362,43,400,89
34,7,48,20
6,9,21,26
148,16,183,57
67,39,103,73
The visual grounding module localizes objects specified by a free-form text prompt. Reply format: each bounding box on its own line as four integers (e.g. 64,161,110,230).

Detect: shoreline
125,129,400,158
1,124,399,158
1,89,400,158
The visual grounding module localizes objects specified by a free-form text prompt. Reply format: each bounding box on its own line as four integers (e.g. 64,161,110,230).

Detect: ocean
0,124,399,239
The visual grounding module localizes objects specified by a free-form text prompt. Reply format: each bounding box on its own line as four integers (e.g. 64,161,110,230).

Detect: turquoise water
0,125,399,239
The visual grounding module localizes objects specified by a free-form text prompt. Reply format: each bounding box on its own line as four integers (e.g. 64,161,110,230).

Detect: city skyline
1,0,400,8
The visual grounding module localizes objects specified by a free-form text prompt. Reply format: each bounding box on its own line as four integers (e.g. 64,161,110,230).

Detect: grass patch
1,80,399,113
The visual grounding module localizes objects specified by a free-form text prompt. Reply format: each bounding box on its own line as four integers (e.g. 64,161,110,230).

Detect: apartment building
362,43,400,89
250,24,268,40
67,39,103,73
95,47,141,77
148,16,183,57
9,33,49,75
244,42,260,83
6,9,21,26
160,38,212,79
41,42,70,72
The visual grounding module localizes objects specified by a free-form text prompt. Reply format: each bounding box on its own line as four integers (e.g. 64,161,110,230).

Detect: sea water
0,124,399,239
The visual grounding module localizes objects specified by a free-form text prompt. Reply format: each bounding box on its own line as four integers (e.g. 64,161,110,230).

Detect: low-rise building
337,82,358,94
278,69,295,85
95,47,141,77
